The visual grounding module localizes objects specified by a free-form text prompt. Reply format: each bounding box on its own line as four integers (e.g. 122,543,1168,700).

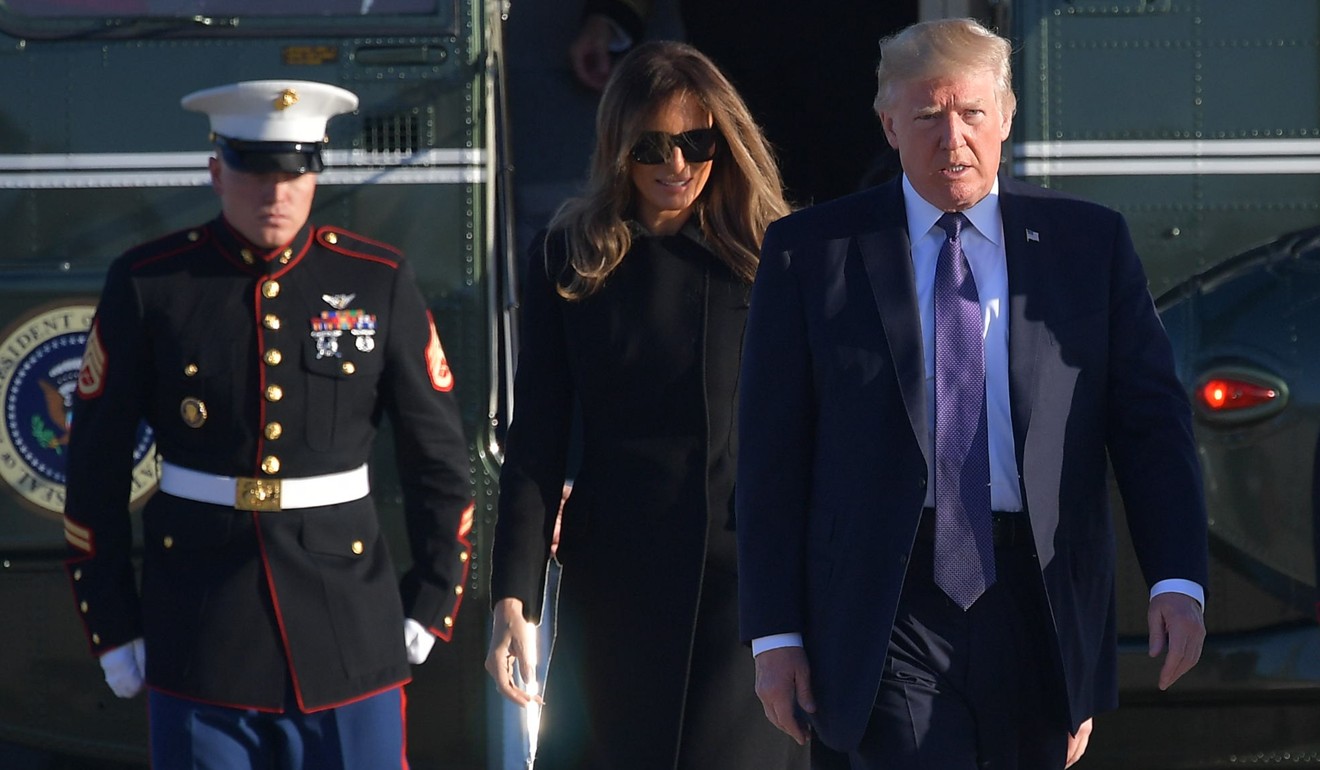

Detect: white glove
100,637,146,699
404,618,437,665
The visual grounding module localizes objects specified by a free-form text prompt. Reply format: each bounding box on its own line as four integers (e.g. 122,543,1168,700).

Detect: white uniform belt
159,461,370,511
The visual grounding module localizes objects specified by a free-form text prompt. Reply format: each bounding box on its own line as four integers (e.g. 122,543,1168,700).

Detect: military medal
352,326,375,352
311,304,376,359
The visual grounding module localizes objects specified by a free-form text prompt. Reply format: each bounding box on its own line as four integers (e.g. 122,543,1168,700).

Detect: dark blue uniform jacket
64,216,473,712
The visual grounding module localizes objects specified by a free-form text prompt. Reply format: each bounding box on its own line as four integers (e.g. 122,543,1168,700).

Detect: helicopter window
3,0,437,17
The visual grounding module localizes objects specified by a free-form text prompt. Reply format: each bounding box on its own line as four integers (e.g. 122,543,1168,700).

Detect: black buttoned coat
64,217,473,712
492,227,803,768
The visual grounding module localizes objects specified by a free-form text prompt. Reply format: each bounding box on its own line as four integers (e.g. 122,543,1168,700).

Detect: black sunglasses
628,128,721,165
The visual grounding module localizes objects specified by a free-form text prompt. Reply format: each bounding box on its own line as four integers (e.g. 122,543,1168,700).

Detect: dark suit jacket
736,175,1209,750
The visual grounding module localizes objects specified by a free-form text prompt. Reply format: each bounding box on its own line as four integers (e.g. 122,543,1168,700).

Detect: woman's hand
485,597,543,706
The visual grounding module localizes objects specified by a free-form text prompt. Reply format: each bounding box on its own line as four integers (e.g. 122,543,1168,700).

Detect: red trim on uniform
315,225,402,268
220,217,256,252
214,222,262,274
216,244,253,273
457,502,474,539
251,510,307,710
423,310,455,392
144,679,414,716
399,685,411,770
253,514,415,714
298,679,414,714
430,501,476,643
129,228,210,271
76,321,108,400
212,221,312,276
61,512,99,657
314,681,413,714
317,225,403,256
220,218,311,263
267,230,313,278
253,276,270,478
63,547,95,565
62,550,106,656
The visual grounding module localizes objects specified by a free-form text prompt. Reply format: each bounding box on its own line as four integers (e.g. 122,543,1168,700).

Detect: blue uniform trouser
147,685,408,769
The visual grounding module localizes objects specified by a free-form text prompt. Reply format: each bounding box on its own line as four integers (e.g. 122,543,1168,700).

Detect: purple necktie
933,212,995,609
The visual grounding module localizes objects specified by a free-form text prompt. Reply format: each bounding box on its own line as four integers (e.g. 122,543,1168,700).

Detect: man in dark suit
736,18,1208,769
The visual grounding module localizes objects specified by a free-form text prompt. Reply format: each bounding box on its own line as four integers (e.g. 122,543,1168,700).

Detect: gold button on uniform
265,385,283,402
262,281,281,298
265,422,283,440
265,349,283,366
263,314,281,330
341,361,356,375
279,249,293,264
73,569,82,581
454,585,463,596
163,536,174,549
180,397,207,428
351,540,364,555
91,633,101,645
184,363,199,377
459,552,469,563
443,616,453,629
261,456,281,475
187,230,200,242
80,601,89,613
325,232,339,245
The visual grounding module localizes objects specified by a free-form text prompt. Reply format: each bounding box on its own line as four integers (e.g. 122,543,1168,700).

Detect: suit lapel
859,182,929,465
999,179,1042,467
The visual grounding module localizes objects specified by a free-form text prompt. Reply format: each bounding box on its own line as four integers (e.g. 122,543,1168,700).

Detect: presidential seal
0,303,157,519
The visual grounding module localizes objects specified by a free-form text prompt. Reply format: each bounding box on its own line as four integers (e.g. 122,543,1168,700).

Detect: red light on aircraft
1199,378,1278,412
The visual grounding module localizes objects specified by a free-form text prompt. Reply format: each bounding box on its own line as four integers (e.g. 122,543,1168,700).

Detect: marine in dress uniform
62,80,474,769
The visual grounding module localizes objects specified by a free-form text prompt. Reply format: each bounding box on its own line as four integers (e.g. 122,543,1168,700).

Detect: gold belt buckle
236,477,282,511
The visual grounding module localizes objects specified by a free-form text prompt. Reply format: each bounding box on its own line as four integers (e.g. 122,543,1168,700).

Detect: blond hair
873,18,1017,120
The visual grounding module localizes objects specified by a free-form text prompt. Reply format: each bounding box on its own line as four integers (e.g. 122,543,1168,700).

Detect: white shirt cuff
751,633,803,657
1151,578,1205,610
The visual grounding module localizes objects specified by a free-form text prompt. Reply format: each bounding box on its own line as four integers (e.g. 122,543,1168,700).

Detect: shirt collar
900,174,1003,247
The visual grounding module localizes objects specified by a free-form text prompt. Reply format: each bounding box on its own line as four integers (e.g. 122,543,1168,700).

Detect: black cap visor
215,135,325,174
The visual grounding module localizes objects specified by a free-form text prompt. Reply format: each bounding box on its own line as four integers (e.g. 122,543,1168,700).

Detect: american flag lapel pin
1026,228,1040,243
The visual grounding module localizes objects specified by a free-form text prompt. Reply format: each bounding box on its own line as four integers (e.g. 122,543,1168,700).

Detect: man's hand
753,646,816,745
404,618,437,665
100,637,146,699
1147,592,1205,690
568,14,618,91
1066,717,1093,767
485,597,542,707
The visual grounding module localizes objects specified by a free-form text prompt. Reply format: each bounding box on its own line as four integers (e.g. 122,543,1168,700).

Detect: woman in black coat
486,41,804,769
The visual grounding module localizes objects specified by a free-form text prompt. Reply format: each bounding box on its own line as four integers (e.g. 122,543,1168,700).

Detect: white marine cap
181,80,358,173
